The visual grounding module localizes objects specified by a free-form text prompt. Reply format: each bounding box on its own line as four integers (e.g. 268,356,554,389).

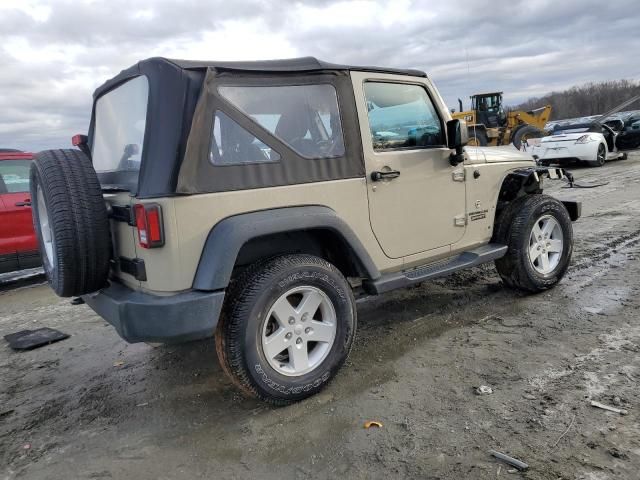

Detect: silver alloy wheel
36,187,54,265
597,144,606,165
261,286,337,377
528,214,563,274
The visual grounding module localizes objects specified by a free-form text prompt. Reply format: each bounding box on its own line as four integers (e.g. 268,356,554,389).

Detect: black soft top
90,57,426,196
94,56,427,99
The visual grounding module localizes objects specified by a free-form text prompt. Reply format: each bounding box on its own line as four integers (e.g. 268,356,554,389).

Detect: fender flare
497,167,581,221
192,206,381,291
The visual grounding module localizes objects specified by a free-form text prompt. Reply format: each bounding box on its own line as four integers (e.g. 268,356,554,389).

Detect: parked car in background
531,122,626,167
0,150,41,274
612,111,640,150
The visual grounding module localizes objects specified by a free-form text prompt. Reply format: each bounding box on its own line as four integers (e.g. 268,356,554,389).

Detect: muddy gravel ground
2,153,640,480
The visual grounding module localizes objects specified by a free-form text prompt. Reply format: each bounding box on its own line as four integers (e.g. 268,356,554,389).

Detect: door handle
15,201,31,207
371,169,401,181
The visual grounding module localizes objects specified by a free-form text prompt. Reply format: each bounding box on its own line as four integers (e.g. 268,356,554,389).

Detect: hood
464,144,535,164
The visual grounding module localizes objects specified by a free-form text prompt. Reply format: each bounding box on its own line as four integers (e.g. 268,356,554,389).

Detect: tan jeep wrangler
30,57,580,405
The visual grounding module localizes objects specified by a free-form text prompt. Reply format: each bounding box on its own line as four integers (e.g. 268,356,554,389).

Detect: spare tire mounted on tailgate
30,149,111,297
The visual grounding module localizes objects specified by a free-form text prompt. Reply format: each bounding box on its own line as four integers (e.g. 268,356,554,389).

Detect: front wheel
494,194,573,292
215,254,356,405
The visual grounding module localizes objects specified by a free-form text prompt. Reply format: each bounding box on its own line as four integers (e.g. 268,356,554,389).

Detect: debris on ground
475,385,493,395
364,421,383,429
590,400,628,415
551,414,576,448
113,361,125,367
3,328,69,351
489,450,529,471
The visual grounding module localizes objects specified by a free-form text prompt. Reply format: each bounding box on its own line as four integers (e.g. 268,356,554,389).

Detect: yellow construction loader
452,92,552,148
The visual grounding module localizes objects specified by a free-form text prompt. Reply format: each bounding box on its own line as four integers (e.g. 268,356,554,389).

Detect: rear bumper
83,282,225,343
531,142,596,161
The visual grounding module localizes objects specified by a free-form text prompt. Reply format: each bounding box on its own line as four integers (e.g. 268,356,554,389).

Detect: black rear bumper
83,282,225,343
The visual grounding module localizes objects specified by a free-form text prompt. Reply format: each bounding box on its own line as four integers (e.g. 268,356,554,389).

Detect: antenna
465,48,478,152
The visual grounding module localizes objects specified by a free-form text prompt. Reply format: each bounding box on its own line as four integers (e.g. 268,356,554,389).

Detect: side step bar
363,243,508,295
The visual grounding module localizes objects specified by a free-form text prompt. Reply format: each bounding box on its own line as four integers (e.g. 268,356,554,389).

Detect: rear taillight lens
575,134,594,144
134,204,164,248
72,134,88,146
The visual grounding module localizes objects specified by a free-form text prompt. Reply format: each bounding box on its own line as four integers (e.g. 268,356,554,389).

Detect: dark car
610,112,640,150
0,150,41,274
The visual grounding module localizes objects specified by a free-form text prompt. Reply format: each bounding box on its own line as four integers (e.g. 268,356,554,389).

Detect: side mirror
447,119,468,166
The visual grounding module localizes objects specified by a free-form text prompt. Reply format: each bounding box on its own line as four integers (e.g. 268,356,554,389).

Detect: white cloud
0,0,638,151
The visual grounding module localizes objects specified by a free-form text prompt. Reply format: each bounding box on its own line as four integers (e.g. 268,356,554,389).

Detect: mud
1,153,640,479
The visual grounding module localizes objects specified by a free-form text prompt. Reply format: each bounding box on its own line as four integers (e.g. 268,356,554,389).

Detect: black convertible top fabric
90,57,425,196
94,56,426,99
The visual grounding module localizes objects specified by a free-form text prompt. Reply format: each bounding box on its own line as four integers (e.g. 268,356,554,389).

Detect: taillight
72,134,88,146
134,204,164,248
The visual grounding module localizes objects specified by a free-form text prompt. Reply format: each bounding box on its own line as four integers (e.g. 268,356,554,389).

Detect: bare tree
509,80,640,120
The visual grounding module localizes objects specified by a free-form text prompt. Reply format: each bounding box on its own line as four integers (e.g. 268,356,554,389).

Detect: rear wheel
587,144,607,167
467,129,488,147
512,125,545,149
494,195,573,292
215,254,356,405
30,149,111,297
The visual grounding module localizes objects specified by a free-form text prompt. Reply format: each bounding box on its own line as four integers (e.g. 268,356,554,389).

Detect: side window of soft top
218,84,345,160
210,111,280,166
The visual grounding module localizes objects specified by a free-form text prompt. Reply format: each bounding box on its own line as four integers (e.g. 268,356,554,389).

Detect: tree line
509,79,640,120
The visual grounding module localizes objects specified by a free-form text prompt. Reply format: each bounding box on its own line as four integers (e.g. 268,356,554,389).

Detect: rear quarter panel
135,178,394,293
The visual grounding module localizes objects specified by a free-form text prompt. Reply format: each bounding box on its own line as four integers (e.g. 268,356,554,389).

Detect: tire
493,194,573,292
512,125,545,149
215,254,356,405
587,144,607,167
467,129,488,146
30,149,111,297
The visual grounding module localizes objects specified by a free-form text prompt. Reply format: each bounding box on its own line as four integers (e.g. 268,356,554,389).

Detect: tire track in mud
571,228,640,269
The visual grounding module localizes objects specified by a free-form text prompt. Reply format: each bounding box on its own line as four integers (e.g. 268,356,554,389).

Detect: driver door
351,72,466,259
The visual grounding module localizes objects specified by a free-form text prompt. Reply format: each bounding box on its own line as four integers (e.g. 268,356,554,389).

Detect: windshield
92,75,149,180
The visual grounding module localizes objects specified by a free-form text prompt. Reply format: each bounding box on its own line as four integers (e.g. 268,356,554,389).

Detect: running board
363,243,508,295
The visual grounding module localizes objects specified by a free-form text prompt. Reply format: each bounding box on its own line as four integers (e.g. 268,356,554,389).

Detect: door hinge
454,215,467,227
452,170,465,182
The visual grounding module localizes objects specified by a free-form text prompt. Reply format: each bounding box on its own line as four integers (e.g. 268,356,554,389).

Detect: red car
0,150,41,274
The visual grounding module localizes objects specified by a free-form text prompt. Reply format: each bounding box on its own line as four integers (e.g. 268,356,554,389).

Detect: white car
531,122,626,167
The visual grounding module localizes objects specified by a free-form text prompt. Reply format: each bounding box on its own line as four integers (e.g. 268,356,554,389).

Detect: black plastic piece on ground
4,328,70,350
71,297,85,305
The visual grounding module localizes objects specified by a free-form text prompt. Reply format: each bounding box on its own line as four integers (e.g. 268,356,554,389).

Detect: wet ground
1,152,640,480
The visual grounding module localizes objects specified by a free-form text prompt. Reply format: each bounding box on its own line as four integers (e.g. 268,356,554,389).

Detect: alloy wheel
261,286,337,376
528,215,563,274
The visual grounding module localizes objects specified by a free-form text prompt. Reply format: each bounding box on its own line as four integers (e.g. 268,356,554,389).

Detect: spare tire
512,125,545,149
30,149,111,297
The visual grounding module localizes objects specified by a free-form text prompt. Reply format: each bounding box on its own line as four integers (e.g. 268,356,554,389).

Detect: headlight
575,134,596,144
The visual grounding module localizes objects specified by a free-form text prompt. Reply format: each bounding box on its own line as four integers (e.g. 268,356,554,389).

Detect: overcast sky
1,0,639,152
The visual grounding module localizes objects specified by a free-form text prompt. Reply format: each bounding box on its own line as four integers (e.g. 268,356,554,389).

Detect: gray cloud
1,0,639,152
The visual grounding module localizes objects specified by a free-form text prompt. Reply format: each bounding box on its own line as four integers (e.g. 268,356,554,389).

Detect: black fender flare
497,167,581,221
192,206,381,291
